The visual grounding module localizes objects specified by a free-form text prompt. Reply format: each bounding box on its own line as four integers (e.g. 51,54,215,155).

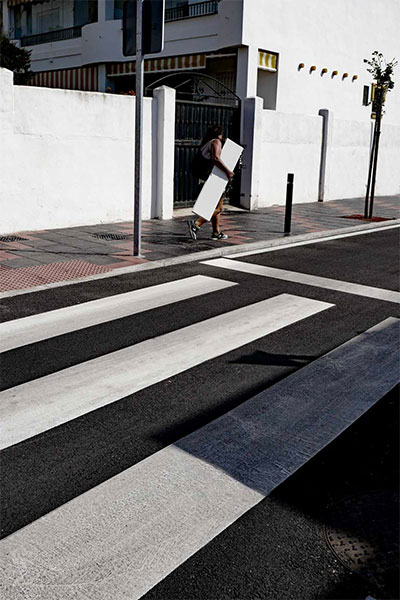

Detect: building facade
1,1,398,120
1,0,399,212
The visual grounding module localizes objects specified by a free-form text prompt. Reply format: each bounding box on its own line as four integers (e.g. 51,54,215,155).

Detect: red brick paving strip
0,260,112,293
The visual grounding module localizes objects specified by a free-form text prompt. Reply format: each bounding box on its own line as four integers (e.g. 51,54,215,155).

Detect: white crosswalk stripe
202,258,400,303
0,293,333,449
0,275,237,352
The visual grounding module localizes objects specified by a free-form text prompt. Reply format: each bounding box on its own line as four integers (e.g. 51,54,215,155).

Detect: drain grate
0,235,28,242
324,490,399,593
92,233,128,241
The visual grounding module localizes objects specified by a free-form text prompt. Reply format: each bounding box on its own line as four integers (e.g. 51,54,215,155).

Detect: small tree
0,33,32,85
363,52,397,218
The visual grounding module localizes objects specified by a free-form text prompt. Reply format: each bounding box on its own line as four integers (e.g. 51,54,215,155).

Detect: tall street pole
133,0,144,256
364,120,378,218
368,87,383,220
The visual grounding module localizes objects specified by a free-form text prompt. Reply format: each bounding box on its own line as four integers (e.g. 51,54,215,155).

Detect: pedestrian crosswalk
0,269,399,600
0,293,333,450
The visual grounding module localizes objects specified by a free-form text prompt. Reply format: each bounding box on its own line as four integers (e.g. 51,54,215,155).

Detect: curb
1,219,399,300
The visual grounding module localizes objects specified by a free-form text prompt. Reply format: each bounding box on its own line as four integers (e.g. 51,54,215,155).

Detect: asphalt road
0,227,399,599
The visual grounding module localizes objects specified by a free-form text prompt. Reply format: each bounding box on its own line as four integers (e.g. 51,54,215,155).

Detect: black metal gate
146,72,241,208
174,101,240,207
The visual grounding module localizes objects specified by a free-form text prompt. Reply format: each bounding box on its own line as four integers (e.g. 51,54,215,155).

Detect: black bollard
284,173,294,235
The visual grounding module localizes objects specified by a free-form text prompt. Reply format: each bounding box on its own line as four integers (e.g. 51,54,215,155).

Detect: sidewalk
1,196,399,295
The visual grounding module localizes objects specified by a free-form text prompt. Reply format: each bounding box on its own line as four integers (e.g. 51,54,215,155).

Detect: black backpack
190,148,213,180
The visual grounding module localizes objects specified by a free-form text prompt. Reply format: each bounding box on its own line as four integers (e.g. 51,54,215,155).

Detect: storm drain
0,236,28,242
92,233,129,241
324,490,399,593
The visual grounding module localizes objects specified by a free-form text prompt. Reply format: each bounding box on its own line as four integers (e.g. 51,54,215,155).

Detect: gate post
240,96,263,210
318,109,333,202
153,86,176,219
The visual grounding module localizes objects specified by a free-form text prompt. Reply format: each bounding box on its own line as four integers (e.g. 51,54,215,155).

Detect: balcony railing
165,0,218,22
20,26,82,47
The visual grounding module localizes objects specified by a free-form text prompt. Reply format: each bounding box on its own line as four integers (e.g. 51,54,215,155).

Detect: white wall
326,117,400,200
0,69,175,234
242,0,400,125
256,108,322,207
241,97,400,209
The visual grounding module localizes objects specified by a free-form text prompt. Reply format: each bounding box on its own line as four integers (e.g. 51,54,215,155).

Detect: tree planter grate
0,236,28,242
92,233,129,241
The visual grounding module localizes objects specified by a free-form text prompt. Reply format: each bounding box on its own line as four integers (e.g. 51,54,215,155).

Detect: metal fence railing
17,2,217,48
165,0,218,22
20,26,82,47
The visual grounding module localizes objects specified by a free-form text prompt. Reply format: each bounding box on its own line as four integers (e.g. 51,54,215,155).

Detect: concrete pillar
236,46,258,101
97,0,107,22
318,109,334,201
240,96,263,211
105,0,114,21
236,46,259,142
2,1,11,35
97,64,107,91
153,86,176,219
0,68,14,134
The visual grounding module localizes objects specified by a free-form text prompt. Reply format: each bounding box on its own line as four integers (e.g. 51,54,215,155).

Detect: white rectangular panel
192,138,243,221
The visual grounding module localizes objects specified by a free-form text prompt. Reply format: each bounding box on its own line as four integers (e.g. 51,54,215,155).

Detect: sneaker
187,219,198,240
211,231,228,240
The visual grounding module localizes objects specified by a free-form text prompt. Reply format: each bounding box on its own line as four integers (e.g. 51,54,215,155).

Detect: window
74,0,97,27
88,0,97,23
37,9,60,33
257,51,278,110
11,3,32,38
114,0,123,19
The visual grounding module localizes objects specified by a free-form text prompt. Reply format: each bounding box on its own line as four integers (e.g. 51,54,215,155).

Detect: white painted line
0,294,333,449
202,258,400,304
1,318,397,600
0,276,237,353
231,223,400,258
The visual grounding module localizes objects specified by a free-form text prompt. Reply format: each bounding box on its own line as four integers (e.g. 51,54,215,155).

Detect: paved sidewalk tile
1,196,398,294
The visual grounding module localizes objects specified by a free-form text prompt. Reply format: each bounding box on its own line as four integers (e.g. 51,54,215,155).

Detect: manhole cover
324,490,399,592
0,235,28,242
92,233,128,241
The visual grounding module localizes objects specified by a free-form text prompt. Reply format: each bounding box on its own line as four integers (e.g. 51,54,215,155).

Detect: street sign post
123,0,165,256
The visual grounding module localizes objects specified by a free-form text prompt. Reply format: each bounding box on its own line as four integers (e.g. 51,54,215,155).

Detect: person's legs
194,216,207,228
187,214,205,240
188,195,227,240
211,196,225,234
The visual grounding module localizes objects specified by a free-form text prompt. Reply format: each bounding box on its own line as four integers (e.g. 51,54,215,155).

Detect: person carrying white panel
187,125,235,241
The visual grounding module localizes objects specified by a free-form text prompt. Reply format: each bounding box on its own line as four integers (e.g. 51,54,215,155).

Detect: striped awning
258,51,277,72
7,0,49,6
107,54,206,77
28,66,98,92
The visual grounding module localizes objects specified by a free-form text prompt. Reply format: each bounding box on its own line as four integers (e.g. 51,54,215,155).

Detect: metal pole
368,92,383,220
284,173,294,235
133,0,144,256
364,120,378,218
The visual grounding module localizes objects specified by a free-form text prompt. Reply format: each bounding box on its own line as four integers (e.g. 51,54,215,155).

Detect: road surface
0,227,399,600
